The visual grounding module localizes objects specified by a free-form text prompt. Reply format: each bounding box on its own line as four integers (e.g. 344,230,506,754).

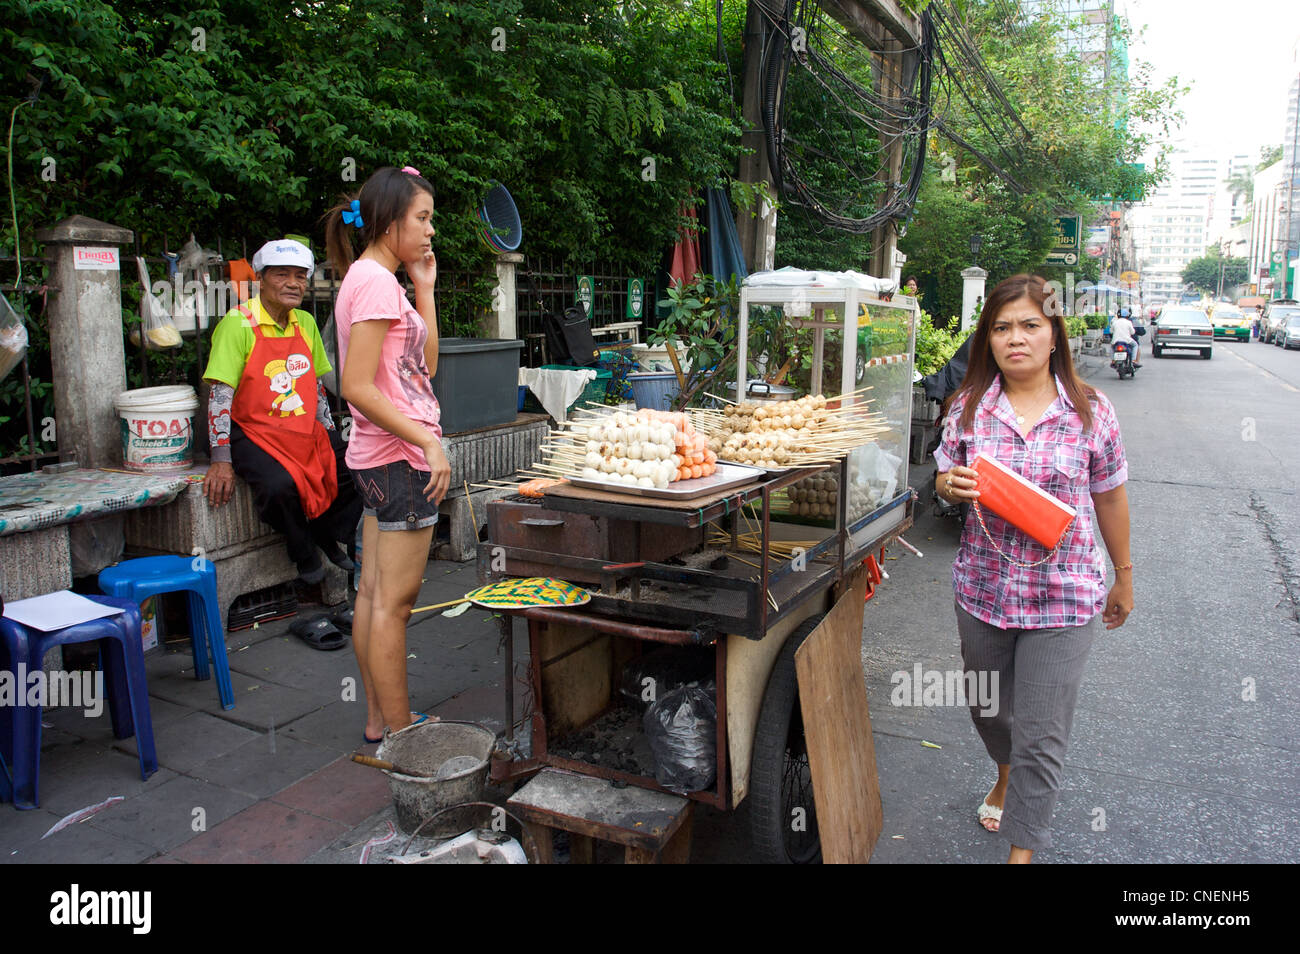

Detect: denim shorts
350,460,440,532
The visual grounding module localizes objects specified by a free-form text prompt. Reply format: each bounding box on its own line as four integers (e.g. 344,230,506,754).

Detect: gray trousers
955,602,1098,852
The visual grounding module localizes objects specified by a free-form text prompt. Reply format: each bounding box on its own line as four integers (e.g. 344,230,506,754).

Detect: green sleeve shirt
202,297,332,388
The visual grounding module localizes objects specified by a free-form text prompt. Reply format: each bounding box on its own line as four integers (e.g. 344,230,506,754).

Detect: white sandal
977,789,1003,832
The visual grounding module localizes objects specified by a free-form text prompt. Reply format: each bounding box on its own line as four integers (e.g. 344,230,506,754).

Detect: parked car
1208,304,1250,341
1151,306,1214,359
1279,314,1300,350
1262,300,1300,344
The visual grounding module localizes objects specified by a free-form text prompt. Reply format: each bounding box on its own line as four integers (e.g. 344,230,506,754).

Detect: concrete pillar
892,249,907,288
960,266,987,332
487,251,523,339
34,215,133,467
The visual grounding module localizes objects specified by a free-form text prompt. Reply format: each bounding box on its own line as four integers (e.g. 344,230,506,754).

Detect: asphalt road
687,338,1298,863
861,339,1300,863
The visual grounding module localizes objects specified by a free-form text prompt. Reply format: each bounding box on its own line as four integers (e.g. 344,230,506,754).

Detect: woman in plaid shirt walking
935,274,1134,863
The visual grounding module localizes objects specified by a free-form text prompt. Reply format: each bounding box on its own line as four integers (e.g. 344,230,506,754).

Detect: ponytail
323,195,360,276
321,166,435,278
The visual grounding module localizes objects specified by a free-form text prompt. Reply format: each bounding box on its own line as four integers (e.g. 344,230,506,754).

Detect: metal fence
0,255,57,472
515,255,653,366
1,242,652,474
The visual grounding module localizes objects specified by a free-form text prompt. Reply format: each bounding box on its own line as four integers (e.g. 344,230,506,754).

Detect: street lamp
969,232,983,264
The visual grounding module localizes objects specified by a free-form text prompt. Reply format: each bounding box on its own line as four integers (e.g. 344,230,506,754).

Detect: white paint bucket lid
114,385,199,414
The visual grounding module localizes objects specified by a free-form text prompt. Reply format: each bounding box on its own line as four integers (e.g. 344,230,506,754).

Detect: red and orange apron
230,306,337,520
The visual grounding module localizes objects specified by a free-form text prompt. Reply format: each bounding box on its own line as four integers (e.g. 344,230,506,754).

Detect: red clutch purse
971,453,1076,553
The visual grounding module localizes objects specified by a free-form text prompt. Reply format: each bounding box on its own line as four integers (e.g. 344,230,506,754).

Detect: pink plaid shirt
934,375,1127,629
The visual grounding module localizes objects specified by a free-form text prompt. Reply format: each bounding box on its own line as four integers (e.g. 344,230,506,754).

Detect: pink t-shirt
335,259,442,471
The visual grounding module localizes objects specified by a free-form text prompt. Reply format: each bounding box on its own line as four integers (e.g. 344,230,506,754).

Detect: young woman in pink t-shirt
325,166,450,743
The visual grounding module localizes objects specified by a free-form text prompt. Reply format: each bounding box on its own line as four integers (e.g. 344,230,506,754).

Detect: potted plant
642,273,738,409
1065,315,1087,359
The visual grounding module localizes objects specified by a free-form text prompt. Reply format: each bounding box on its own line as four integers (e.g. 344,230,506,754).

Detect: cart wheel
749,614,824,864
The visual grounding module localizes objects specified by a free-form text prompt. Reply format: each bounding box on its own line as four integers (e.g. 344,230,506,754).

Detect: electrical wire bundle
757,0,935,235
755,0,1048,233
925,1,1034,195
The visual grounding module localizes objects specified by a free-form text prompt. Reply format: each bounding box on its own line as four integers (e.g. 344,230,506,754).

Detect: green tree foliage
1224,168,1253,205
1258,144,1282,169
0,0,742,276
913,308,970,376
1182,251,1248,294
1,0,749,463
898,1,1182,315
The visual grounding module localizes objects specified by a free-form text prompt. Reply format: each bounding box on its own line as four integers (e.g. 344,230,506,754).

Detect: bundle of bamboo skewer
706,527,820,561
692,386,887,470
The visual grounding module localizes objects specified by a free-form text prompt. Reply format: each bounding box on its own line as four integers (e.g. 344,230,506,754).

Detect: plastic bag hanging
130,256,182,349
0,290,29,381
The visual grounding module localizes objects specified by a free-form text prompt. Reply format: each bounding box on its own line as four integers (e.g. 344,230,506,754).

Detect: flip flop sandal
977,790,1003,832
363,712,434,745
330,604,354,636
289,615,348,652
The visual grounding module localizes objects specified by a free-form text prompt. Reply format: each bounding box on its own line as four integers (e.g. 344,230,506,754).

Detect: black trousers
229,418,362,568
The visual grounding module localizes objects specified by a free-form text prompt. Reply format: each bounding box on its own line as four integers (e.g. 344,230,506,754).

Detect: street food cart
478,271,917,863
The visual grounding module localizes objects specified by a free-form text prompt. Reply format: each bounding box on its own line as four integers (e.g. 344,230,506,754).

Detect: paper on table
2,590,125,632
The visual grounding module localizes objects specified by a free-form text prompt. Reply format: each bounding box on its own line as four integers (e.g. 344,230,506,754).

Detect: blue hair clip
342,199,364,229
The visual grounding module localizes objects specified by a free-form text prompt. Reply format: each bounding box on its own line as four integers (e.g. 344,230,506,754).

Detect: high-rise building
1131,150,1224,302
1251,160,1288,296
1019,1,1120,82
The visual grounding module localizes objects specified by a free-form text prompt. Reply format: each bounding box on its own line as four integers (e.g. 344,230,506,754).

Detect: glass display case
736,271,917,541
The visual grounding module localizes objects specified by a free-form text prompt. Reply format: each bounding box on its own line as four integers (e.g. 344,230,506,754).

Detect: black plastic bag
642,684,717,793
619,647,715,713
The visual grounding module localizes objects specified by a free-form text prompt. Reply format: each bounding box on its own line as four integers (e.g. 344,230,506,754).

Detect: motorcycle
1111,340,1137,379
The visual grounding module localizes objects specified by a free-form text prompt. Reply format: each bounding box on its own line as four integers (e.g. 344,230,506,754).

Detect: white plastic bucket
114,385,199,472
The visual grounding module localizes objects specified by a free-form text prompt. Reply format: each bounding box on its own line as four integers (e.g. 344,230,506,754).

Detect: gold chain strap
971,500,1070,568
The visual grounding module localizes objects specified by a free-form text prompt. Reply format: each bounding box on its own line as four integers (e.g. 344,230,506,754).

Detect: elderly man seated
202,239,361,585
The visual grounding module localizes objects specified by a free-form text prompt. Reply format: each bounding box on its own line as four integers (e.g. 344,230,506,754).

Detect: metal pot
730,379,797,404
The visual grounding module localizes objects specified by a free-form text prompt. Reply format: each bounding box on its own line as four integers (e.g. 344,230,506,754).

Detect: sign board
576,275,594,316
1269,252,1291,297
1119,270,1140,285
73,246,119,270
626,278,644,319
1045,216,1081,266
1085,226,1109,258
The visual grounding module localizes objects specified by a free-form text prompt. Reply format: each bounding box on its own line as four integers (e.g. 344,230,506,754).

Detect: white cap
251,239,314,278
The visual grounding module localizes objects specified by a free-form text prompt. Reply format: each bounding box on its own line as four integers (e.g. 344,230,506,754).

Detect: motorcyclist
1111,307,1140,367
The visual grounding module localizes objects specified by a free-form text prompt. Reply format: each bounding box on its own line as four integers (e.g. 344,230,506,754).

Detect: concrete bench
123,470,348,631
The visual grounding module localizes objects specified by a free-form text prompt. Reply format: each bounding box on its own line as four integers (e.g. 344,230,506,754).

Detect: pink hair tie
401,165,421,176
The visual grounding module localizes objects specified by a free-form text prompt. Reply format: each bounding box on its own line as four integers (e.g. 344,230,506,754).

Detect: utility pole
735,1,781,273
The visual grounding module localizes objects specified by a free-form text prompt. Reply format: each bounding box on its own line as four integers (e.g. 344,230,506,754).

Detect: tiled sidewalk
1,559,524,863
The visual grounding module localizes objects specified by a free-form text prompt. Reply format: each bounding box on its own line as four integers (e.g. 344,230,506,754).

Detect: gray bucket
377,721,497,836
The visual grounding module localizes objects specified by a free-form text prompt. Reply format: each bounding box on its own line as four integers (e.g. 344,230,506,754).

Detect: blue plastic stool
99,556,235,711
0,595,158,809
